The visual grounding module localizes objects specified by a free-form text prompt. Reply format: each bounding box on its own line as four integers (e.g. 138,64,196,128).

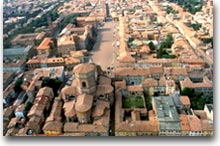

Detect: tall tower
73,63,97,94
47,14,53,36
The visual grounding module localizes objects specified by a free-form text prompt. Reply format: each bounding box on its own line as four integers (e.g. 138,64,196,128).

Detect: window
82,82,86,88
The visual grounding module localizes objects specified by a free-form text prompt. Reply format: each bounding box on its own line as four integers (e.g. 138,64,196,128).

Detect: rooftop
180,96,190,106
152,95,181,131
187,115,202,131
73,63,96,74
36,87,54,98
37,37,52,50
75,94,93,112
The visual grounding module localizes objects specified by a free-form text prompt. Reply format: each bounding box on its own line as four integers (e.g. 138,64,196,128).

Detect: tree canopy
157,34,175,58
148,41,155,51
167,0,203,14
42,77,62,96
181,88,213,110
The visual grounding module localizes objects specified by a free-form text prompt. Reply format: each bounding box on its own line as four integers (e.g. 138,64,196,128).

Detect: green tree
14,78,23,93
145,95,152,110
26,102,33,111
42,77,62,96
148,41,155,51
180,88,194,96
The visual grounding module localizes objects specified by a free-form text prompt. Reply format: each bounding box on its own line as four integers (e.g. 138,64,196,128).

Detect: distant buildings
11,32,46,47
4,45,36,59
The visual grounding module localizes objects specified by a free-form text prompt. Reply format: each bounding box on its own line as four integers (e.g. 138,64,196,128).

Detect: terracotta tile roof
63,100,76,117
142,78,158,87
127,85,143,92
115,80,127,90
25,119,41,133
201,119,213,131
98,76,111,85
115,121,158,132
15,104,26,113
36,87,54,98
28,93,51,118
46,97,63,122
180,96,190,106
164,67,188,76
73,63,96,74
75,94,93,112
64,122,108,133
172,39,191,50
114,67,150,76
37,37,52,50
95,85,114,96
193,110,207,120
61,86,77,97
7,117,21,129
158,76,166,86
43,121,63,132
179,114,190,131
180,76,212,89
4,106,15,118
93,109,110,127
149,66,164,74
166,79,176,87
92,100,110,118
187,115,202,131
26,58,41,64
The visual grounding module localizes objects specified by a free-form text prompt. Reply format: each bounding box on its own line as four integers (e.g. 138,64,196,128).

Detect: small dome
75,94,93,112
73,63,96,74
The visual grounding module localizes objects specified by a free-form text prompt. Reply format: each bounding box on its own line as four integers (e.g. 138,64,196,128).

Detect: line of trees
3,3,62,48
186,23,202,31
167,0,203,14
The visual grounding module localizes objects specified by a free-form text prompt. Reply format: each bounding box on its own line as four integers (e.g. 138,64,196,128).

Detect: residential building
33,66,65,81
36,37,53,58
187,115,202,136
3,58,26,73
204,104,213,121
152,95,181,136
180,76,212,94
3,72,15,90
3,45,36,59
42,97,63,135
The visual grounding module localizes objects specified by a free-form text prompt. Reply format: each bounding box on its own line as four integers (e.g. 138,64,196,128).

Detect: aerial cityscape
3,0,213,136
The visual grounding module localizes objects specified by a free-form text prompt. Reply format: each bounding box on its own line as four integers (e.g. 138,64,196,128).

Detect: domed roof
95,85,114,96
75,94,93,112
73,63,96,74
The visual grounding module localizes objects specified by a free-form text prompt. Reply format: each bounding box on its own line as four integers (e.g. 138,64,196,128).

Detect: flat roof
152,95,181,131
